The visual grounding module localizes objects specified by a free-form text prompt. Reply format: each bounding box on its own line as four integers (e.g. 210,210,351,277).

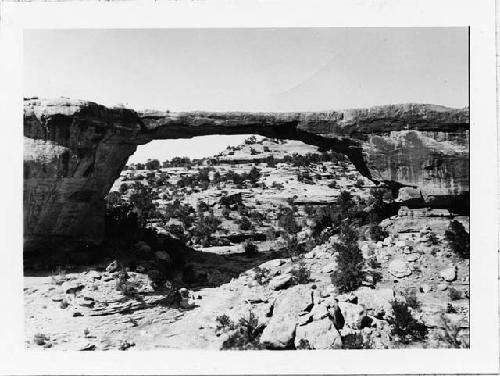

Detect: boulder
354,287,395,317
294,318,342,349
420,284,432,293
337,302,366,329
310,303,329,321
407,254,419,262
437,283,448,291
260,258,286,269
269,274,293,291
440,266,457,282
260,285,313,348
105,260,119,273
86,270,101,280
62,281,84,295
388,259,412,278
260,313,297,349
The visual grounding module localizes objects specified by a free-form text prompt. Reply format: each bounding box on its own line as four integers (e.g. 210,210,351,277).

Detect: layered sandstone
23,98,469,251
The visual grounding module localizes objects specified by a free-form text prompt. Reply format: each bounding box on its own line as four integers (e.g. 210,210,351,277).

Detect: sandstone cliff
23,98,469,251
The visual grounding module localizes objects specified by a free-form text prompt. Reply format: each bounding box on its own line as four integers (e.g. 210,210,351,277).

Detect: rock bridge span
23,98,469,252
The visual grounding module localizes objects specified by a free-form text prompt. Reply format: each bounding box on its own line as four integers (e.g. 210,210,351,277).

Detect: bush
239,216,254,231
354,178,364,188
216,314,235,332
253,266,270,285
221,311,264,350
146,159,160,170
278,207,301,234
222,207,231,219
435,313,469,348
193,210,221,244
403,289,421,310
243,241,259,257
368,223,388,241
330,224,364,293
448,287,462,301
290,261,311,285
428,231,439,245
285,234,306,260
387,300,427,344
445,220,469,258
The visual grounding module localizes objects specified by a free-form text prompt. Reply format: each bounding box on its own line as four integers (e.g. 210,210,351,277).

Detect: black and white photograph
0,0,497,374
22,26,471,351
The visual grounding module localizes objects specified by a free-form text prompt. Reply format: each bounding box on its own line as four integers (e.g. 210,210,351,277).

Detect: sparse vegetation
330,224,365,293
387,300,427,344
290,261,311,285
253,266,271,285
445,220,469,258
448,287,462,301
220,311,264,350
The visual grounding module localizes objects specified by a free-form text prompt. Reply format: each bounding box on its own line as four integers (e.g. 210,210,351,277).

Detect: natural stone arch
23,98,469,253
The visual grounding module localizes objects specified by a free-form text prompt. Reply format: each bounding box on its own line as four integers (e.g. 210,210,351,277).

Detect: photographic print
23,27,470,352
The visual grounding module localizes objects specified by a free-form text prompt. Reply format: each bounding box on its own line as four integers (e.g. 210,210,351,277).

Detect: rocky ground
24,137,470,351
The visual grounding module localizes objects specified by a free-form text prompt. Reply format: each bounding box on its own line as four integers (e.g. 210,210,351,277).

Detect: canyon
23,97,469,253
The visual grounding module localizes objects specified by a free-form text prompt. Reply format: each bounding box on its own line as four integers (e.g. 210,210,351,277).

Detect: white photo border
0,0,497,374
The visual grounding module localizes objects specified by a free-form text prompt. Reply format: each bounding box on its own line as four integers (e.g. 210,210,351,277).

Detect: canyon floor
24,137,470,351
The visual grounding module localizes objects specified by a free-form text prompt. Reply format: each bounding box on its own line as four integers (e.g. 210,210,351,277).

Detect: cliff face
23,98,469,251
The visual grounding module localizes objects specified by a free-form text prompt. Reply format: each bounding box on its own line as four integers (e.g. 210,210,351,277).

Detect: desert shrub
129,183,159,227
265,155,276,167
354,178,364,188
33,333,49,346
403,289,421,310
285,234,306,260
243,241,259,257
146,159,160,170
221,311,264,350
446,303,457,314
147,269,168,291
428,231,439,245
222,207,231,219
328,180,338,189
387,300,427,344
368,223,388,241
193,210,221,244
445,220,469,258
247,167,261,184
119,183,128,194
216,314,235,332
253,266,271,285
312,191,357,237
448,287,462,301
330,224,364,293
239,216,254,231
164,200,195,228
263,146,270,152
290,261,311,285
297,171,313,183
435,313,469,348
220,193,242,207
244,136,257,145
278,207,301,234
304,204,315,217
296,338,311,350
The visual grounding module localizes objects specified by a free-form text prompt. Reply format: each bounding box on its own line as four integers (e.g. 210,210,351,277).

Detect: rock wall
24,98,469,252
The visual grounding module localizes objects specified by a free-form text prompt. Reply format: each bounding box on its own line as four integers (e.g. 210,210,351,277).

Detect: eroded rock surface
24,98,469,251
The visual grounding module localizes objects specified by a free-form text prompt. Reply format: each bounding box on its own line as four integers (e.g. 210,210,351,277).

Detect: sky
24,28,468,162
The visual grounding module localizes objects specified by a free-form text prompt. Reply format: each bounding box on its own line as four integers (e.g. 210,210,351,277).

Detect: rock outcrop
24,98,469,252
